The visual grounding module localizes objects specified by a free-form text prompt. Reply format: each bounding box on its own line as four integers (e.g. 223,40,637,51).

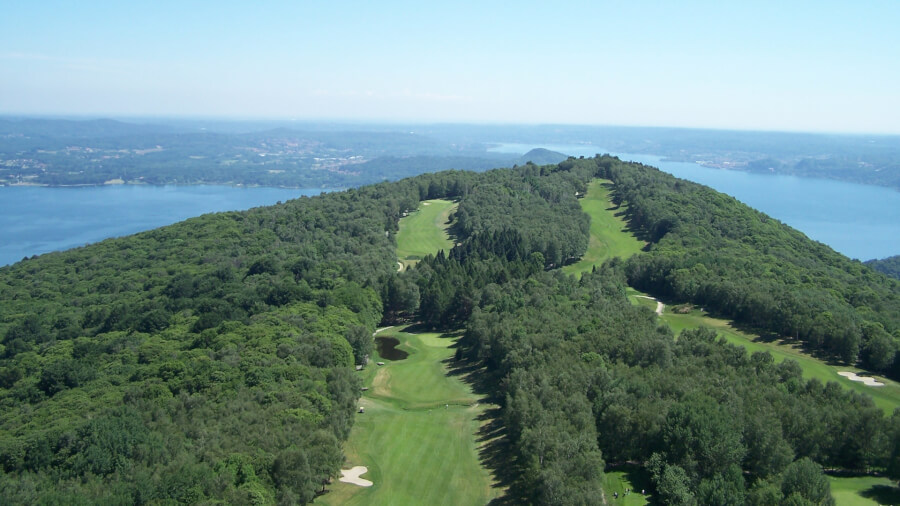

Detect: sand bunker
838,371,885,387
339,466,373,487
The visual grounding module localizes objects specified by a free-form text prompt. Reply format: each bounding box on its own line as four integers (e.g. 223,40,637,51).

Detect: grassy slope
562,179,645,277
317,328,497,506
828,475,900,506
395,199,457,271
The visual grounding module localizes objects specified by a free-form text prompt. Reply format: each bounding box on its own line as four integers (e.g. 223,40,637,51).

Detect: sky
2,0,899,134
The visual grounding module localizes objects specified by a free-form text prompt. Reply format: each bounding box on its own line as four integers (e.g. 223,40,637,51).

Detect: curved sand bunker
838,371,885,387
339,466,373,487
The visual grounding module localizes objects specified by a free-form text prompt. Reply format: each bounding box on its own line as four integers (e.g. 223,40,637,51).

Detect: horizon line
2,112,900,138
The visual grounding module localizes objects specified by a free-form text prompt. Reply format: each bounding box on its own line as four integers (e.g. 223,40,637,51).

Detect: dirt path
636,295,664,316
373,326,393,336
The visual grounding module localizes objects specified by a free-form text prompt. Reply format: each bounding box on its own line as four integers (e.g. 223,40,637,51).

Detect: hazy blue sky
2,1,899,134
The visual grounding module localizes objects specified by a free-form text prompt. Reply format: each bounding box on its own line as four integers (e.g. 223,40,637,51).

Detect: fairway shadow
717,316,865,369
860,483,900,504
445,353,531,504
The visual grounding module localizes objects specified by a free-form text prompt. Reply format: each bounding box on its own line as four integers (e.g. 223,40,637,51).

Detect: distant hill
866,254,900,279
0,117,175,138
516,148,568,165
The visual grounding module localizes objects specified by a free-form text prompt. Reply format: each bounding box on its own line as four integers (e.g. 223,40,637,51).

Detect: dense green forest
2,154,899,504
866,255,900,280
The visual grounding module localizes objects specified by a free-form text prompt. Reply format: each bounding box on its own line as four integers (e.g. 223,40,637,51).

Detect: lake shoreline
0,185,331,267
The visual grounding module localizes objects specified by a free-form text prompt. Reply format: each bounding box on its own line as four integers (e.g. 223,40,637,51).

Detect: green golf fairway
563,179,645,277
660,309,900,415
317,328,497,505
828,475,900,505
396,199,456,271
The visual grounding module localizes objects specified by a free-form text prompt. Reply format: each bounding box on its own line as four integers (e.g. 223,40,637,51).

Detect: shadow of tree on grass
860,483,900,504
444,349,532,505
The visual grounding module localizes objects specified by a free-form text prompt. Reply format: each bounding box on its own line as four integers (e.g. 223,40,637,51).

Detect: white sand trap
421,202,431,206
838,371,885,387
339,466,373,487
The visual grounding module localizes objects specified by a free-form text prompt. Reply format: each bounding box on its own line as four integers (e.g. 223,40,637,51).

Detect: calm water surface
0,185,330,267
490,143,900,261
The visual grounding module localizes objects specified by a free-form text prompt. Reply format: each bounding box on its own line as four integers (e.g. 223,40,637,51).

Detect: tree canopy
1,154,898,504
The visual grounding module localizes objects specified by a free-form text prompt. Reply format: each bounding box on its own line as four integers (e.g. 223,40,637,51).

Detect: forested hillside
867,255,900,280
602,159,900,375
2,155,899,504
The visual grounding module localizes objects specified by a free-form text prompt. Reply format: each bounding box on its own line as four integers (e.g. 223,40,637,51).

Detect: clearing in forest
563,179,645,277
316,328,498,506
395,199,456,271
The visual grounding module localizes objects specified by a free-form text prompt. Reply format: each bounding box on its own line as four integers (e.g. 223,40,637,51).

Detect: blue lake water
0,185,330,267
491,143,900,261
2,148,899,267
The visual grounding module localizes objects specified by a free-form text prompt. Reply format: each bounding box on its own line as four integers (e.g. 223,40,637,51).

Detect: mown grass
660,309,900,415
317,328,497,506
396,199,457,271
828,475,900,505
563,179,645,277
603,465,652,505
